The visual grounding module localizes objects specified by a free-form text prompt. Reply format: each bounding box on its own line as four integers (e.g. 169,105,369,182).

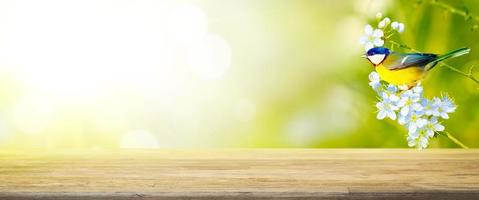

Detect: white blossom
376,99,398,120
391,21,405,33
407,128,431,149
407,135,417,147
378,17,390,28
368,71,381,91
412,84,423,95
424,117,445,137
430,95,456,119
380,84,400,102
398,23,405,33
401,110,428,133
422,98,438,116
440,94,457,114
376,12,383,19
397,90,422,116
359,24,384,51
367,73,455,149
364,15,455,149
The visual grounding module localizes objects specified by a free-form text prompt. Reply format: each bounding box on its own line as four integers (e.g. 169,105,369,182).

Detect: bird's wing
383,52,438,70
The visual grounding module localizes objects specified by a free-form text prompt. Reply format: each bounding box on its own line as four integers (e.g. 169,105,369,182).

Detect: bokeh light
188,34,232,80
0,0,477,149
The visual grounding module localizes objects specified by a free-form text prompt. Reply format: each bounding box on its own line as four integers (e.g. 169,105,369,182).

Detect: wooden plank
0,149,478,199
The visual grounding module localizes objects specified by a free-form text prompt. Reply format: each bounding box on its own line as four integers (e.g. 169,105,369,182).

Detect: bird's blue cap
366,47,391,56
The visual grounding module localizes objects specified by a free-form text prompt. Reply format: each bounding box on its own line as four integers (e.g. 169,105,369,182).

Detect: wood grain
0,149,478,199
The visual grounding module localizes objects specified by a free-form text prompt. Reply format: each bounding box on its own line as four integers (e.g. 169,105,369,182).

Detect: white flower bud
398,23,405,33
383,17,390,24
378,20,386,28
376,12,383,19
391,21,399,29
378,17,391,28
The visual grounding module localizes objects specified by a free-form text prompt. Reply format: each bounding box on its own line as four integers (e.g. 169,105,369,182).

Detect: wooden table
0,149,478,199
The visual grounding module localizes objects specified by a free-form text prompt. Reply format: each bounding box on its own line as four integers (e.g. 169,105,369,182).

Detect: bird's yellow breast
375,64,424,85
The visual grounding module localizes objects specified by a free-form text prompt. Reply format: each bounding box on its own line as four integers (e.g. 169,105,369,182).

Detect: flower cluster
360,13,405,51
369,72,457,149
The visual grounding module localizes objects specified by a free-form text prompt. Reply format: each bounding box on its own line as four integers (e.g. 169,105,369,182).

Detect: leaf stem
440,131,469,149
388,40,479,85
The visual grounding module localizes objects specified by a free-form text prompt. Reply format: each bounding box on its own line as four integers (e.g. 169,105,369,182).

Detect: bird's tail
427,47,470,70
436,47,470,62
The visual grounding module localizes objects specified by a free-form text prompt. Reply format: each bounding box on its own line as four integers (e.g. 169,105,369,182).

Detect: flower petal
435,124,444,132
419,137,428,149
369,72,380,81
417,118,428,128
441,112,449,119
391,21,399,29
359,36,368,44
398,23,405,33
373,29,384,38
400,106,409,116
398,116,407,125
377,110,386,120
376,102,384,109
378,21,386,28
426,130,434,137
374,38,384,47
408,140,416,147
412,103,423,111
387,110,396,120
387,84,397,92
408,124,417,133
413,85,423,94
389,95,399,102
383,17,391,24
409,129,419,138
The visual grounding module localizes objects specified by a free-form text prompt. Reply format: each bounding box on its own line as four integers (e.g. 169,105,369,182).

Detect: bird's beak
360,55,367,58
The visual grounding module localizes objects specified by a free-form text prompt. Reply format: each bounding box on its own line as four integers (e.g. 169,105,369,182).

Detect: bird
363,47,470,85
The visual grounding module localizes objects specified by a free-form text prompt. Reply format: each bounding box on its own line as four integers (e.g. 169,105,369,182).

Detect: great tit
364,47,470,85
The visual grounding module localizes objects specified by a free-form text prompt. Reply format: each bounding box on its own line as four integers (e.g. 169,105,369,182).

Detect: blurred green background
0,0,477,149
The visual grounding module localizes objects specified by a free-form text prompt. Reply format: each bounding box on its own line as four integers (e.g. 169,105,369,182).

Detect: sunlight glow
234,99,257,121
0,0,235,148
120,130,160,149
166,4,208,45
11,96,55,135
188,34,232,80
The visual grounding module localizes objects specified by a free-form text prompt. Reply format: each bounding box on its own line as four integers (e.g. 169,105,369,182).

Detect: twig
388,40,479,85
439,131,469,149
428,0,479,23
438,63,479,85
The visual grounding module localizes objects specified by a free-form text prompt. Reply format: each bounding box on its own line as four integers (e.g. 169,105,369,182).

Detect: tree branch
438,131,469,149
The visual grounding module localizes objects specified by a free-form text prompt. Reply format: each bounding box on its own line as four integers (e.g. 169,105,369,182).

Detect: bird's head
363,47,390,66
